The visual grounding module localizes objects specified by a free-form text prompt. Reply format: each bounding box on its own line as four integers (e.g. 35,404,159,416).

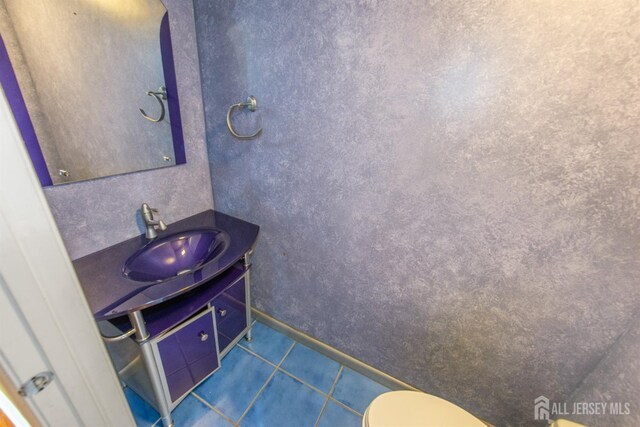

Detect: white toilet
363,391,586,427
362,391,487,426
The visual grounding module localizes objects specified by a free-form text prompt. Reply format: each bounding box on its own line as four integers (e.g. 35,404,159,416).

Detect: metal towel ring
226,95,263,140
140,86,167,123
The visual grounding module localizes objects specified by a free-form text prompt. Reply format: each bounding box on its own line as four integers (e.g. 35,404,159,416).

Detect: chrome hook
139,86,167,123
226,95,263,140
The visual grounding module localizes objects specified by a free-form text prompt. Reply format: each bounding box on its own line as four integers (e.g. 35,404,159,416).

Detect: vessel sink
123,228,230,283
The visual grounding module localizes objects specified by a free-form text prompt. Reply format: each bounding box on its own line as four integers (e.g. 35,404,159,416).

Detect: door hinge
18,371,54,397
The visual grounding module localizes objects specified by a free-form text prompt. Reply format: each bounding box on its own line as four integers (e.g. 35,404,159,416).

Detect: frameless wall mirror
0,0,185,186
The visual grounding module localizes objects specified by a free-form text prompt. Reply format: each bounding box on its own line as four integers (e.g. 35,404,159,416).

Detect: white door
0,85,135,426
0,254,80,426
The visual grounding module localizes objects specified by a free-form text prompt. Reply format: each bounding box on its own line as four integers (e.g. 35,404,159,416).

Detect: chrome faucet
140,203,167,239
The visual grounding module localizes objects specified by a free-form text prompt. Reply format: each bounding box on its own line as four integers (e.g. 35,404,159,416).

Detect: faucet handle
141,203,160,216
158,220,167,231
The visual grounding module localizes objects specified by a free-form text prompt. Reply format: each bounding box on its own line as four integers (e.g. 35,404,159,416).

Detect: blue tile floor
125,320,391,426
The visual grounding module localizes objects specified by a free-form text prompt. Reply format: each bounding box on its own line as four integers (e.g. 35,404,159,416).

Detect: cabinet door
212,278,247,354
175,312,216,365
155,308,219,403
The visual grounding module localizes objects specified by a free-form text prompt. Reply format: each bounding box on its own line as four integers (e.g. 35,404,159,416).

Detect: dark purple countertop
73,210,259,321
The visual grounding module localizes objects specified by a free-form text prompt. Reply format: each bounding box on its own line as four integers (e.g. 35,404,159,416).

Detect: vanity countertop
73,210,259,321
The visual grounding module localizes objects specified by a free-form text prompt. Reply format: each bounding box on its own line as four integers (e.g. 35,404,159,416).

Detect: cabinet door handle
199,331,208,342
218,308,227,317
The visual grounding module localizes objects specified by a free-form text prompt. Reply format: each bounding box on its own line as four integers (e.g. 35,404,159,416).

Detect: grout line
314,365,344,427
190,392,237,426
238,343,337,399
237,343,281,368
329,365,344,397
235,341,297,425
276,366,332,398
329,396,364,417
239,341,363,416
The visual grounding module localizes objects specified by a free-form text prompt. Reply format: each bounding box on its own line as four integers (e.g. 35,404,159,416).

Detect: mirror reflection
0,0,185,185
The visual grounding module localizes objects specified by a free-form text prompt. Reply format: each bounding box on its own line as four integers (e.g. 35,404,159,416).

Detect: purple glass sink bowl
123,228,230,283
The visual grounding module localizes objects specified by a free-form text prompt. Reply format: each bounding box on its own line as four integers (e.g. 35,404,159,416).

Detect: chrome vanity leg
244,251,253,342
129,311,174,427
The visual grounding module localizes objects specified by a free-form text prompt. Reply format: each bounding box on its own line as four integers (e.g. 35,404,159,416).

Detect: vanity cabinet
212,277,248,354
154,308,219,403
76,210,260,427
104,260,252,417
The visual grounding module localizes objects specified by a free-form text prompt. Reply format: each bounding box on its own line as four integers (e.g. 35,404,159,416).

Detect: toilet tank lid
365,391,486,427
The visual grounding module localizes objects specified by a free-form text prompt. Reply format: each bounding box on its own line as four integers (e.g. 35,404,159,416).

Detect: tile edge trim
251,308,421,393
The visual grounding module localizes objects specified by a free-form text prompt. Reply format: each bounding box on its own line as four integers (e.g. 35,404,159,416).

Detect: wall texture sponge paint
195,1,640,425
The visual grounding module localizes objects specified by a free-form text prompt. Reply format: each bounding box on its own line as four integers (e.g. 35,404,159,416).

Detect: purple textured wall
569,312,640,427
194,1,640,425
